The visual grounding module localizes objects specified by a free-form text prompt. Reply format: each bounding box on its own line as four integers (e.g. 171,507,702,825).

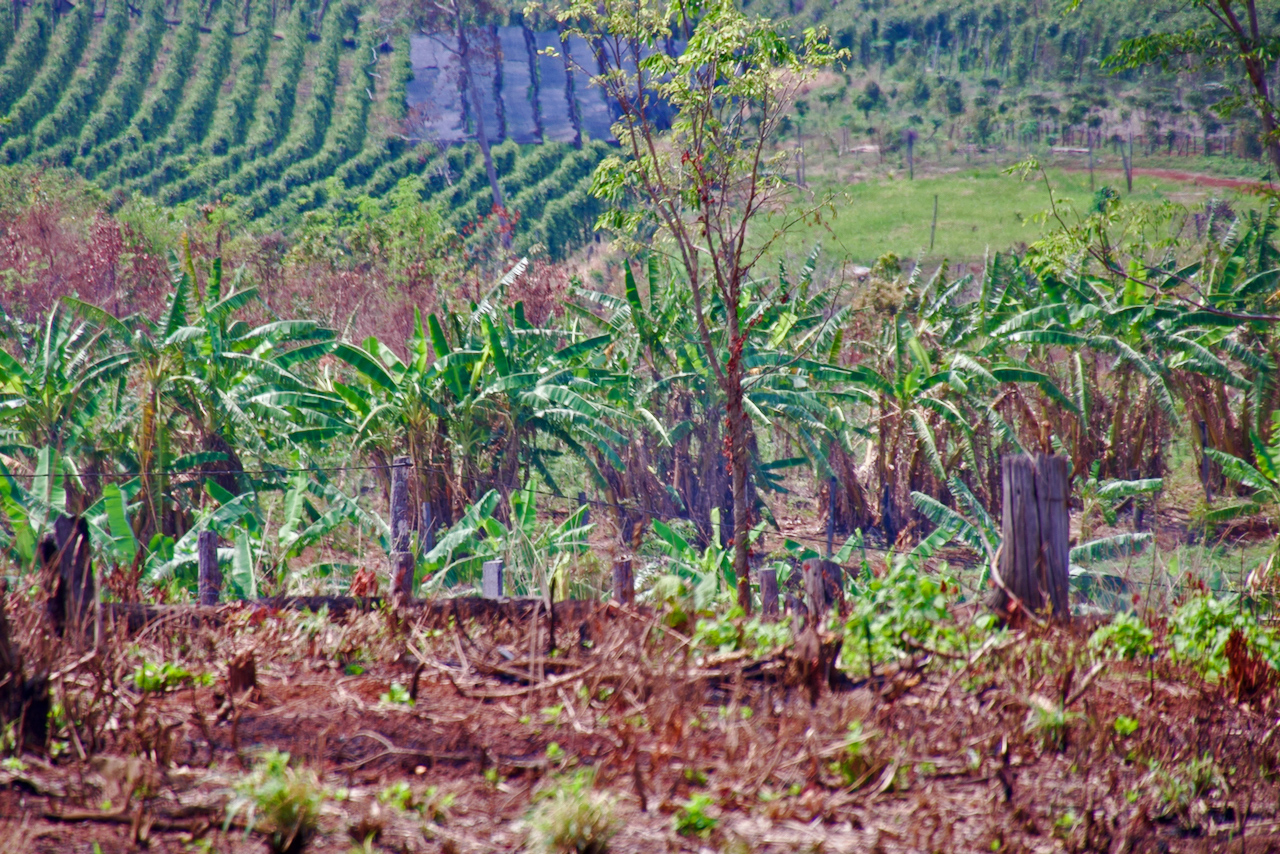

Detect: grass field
786,164,1262,266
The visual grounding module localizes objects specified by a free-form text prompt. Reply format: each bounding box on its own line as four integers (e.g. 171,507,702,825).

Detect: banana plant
1202,416,1280,538
0,303,131,476
417,485,592,597
330,260,627,530
572,250,859,546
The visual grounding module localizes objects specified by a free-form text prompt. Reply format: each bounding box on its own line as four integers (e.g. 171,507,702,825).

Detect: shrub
69,0,165,158
13,0,129,161
0,0,53,116
1088,611,1155,660
226,750,327,854
527,772,620,854
1170,593,1280,682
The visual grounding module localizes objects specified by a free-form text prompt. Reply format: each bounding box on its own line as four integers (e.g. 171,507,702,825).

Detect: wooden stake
390,456,414,603
760,568,779,619
612,556,633,605
197,531,220,606
420,502,435,554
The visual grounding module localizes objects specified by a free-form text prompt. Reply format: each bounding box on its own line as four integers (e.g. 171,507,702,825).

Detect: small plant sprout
526,770,619,854
832,721,884,789
673,792,719,838
379,682,413,707
1025,695,1082,752
1113,716,1139,737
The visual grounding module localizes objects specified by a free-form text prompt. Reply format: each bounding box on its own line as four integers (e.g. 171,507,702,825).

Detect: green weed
225,750,327,854
526,771,619,854
673,792,719,838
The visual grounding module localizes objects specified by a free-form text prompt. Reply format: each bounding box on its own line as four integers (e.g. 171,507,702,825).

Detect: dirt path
1071,165,1273,190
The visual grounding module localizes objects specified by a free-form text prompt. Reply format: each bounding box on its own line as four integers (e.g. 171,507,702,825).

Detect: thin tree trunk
726,378,751,612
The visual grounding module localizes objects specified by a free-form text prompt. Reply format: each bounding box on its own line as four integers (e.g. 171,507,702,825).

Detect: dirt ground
0,593,1277,854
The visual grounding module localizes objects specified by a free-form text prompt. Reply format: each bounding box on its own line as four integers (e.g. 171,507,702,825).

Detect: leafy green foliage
1088,612,1155,661
672,792,719,838
132,659,211,692
0,0,53,117
225,750,327,854
1170,594,1280,682
841,558,989,668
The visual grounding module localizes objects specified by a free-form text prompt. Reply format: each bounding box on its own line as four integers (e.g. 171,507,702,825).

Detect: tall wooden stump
993,454,1071,623
760,568,779,619
197,531,221,606
43,515,94,636
389,456,414,603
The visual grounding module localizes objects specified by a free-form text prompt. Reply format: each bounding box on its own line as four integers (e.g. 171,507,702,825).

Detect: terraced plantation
0,0,608,258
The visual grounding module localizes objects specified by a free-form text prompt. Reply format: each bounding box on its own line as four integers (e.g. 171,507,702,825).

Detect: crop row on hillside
1,0,612,258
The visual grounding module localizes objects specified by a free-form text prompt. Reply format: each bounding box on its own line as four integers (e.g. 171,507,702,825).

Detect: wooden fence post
482,559,504,600
197,531,220,606
760,567,779,619
612,556,633,605
992,454,1071,623
390,456,414,603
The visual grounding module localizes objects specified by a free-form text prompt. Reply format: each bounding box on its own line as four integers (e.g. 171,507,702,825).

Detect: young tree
549,0,841,611
1087,0,1280,173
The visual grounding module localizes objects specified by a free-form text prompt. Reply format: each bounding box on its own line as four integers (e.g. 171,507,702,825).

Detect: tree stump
43,515,95,637
992,454,1071,623
228,650,257,699
197,531,221,607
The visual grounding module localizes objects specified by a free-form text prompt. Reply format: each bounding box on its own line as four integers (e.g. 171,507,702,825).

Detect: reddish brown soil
0,599,1278,853
1073,166,1273,191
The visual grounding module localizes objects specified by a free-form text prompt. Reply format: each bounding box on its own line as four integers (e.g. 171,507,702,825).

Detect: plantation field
0,0,605,257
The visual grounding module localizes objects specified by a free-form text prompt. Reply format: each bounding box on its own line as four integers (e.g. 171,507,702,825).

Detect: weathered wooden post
389,456,414,603
197,531,220,606
482,559,504,599
760,567,779,619
992,454,1071,623
612,556,633,605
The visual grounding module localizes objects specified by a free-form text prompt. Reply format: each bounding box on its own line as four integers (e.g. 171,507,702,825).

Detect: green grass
787,166,1261,266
